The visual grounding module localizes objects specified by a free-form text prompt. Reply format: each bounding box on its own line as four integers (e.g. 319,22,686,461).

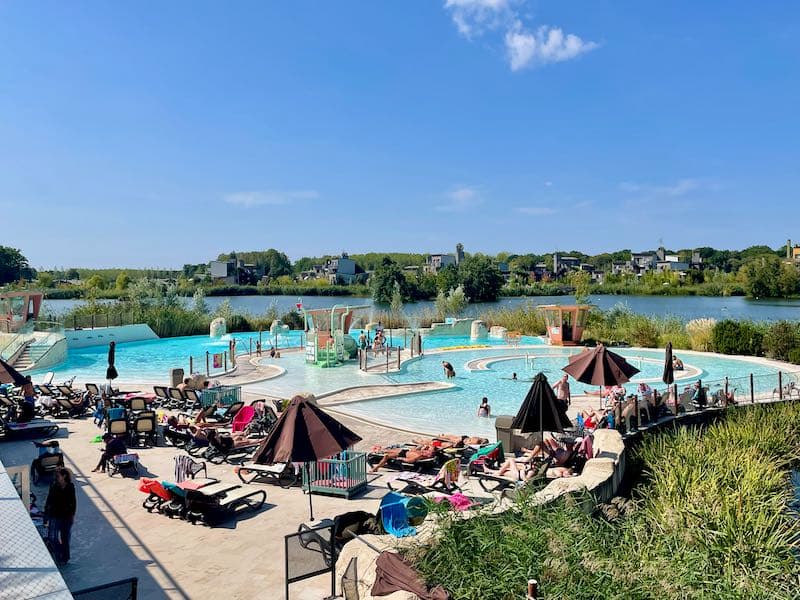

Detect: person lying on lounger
369,444,437,473
206,429,259,452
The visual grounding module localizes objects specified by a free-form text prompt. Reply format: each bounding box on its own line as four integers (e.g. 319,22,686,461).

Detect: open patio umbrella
662,342,674,385
106,341,118,382
0,357,27,386
253,395,362,520
511,372,572,445
561,343,640,407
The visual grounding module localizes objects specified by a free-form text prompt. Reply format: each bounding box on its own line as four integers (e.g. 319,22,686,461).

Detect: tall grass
413,402,800,599
477,301,547,335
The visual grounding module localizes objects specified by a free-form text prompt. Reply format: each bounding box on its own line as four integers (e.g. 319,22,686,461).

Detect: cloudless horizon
2,1,799,269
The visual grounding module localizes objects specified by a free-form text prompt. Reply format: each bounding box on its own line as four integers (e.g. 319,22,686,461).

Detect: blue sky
1,1,798,269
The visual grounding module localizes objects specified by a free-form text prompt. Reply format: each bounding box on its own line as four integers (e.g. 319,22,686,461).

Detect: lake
41,294,800,322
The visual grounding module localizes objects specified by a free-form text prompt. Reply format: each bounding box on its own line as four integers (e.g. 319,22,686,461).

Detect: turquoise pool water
339,347,787,438
30,330,541,383
30,330,789,438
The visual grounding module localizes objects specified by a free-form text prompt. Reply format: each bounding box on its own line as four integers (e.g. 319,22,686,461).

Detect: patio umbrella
662,342,674,385
511,372,572,444
253,395,362,520
0,357,27,386
106,341,118,382
562,343,640,407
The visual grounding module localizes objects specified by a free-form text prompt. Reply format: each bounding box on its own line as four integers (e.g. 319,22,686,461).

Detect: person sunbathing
206,429,259,452
370,444,437,473
521,439,576,467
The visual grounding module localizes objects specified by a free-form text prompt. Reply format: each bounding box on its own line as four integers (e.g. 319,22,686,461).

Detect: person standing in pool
477,397,491,417
553,374,571,408
511,372,518,381
358,330,367,351
442,361,455,379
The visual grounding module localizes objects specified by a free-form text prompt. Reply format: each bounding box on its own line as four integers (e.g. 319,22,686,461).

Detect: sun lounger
183,484,267,525
385,458,461,495
476,459,551,493
0,415,60,440
235,462,300,488
297,510,380,567
204,432,261,465
467,441,504,475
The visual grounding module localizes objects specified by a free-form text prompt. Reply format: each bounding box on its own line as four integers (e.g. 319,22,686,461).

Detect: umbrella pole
306,462,314,521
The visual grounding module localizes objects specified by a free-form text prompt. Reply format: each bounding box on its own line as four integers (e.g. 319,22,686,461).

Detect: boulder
470,320,488,339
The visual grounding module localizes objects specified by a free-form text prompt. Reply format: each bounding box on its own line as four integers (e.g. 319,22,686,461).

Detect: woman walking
45,467,76,565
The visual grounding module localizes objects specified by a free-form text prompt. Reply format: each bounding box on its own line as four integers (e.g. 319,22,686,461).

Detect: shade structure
0,357,27,386
662,342,675,385
106,341,118,381
253,395,362,519
511,373,572,443
561,344,640,387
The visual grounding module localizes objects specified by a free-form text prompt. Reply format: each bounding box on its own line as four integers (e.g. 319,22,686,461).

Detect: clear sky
1,1,798,269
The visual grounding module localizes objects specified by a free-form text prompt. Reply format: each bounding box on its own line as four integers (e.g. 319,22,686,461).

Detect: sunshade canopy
253,395,362,464
561,344,639,387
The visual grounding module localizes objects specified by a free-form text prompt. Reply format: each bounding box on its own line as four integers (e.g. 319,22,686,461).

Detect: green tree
458,255,504,302
740,254,784,298
390,281,404,319
567,270,591,304
370,257,409,303
65,268,80,280
0,246,33,284
85,274,106,290
37,272,54,288
115,271,132,291
436,264,460,294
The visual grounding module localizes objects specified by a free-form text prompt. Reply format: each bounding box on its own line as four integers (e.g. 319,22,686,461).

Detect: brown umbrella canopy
253,395,362,465
663,342,675,385
0,357,27,386
562,344,640,386
511,372,572,436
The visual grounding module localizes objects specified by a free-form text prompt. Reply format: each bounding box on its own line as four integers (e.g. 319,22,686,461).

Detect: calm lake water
42,294,800,322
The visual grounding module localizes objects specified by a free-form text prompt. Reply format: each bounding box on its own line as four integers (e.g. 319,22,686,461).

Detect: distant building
496,261,511,281
552,253,581,277
209,260,237,284
786,239,800,265
299,253,365,284
424,253,456,273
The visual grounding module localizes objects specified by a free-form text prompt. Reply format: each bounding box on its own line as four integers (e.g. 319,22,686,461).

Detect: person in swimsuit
477,397,491,418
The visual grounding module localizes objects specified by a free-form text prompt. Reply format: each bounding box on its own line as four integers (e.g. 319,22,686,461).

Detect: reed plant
477,301,547,335
414,402,800,599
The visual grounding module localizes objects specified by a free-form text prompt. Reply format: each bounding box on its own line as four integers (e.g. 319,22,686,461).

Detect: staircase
10,343,33,370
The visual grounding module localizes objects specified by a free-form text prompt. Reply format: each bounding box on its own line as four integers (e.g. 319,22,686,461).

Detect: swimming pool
337,347,788,438
29,329,542,383
28,329,791,438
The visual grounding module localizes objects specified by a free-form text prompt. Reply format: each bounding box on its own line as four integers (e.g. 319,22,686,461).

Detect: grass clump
413,402,800,599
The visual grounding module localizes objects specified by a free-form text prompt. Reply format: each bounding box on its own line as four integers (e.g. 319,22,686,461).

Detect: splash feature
210,317,226,339
301,303,368,367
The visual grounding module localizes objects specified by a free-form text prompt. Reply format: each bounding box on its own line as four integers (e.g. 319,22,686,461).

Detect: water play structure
301,303,368,367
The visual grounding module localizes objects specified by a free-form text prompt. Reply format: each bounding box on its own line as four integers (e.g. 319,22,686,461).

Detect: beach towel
379,492,427,538
372,551,449,599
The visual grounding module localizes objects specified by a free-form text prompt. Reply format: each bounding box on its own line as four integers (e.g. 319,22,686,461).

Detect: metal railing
358,346,402,372
605,368,800,435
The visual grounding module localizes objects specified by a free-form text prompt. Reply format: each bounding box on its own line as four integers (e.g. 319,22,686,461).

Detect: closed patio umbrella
562,343,640,407
0,357,27,386
511,372,572,445
662,342,674,385
106,341,118,382
253,395,362,520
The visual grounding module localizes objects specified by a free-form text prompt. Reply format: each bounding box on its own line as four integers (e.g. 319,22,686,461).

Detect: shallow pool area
27,329,795,438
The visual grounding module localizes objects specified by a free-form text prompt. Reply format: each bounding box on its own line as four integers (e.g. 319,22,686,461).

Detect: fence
188,350,230,377
606,368,800,435
55,312,138,331
199,385,242,408
285,522,336,599
358,346,402,372
303,451,368,499
237,330,305,355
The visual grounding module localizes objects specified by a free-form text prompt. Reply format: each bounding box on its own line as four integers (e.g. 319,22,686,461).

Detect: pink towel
434,492,473,512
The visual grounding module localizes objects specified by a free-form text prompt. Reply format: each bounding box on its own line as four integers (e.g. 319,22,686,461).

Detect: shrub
712,320,764,356
788,348,800,365
478,302,546,336
762,321,800,362
685,318,716,351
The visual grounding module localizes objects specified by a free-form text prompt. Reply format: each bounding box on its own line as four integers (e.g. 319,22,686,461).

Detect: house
552,253,581,277
496,261,511,281
786,240,800,265
209,260,237,284
325,254,364,284
424,253,456,274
